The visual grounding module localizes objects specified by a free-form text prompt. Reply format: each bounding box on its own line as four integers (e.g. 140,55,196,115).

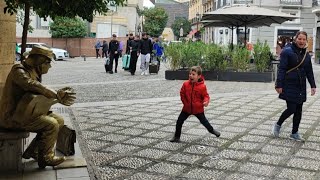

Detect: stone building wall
0,0,15,99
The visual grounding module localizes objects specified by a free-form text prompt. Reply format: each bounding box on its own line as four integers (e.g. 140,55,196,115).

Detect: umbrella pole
244,24,247,47
231,27,234,50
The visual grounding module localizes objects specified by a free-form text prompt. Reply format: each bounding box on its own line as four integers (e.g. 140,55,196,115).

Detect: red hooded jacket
180,77,210,114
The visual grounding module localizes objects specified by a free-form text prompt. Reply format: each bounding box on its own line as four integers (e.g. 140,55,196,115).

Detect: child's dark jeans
174,111,215,139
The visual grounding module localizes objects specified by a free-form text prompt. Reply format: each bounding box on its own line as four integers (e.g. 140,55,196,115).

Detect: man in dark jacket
139,32,153,75
273,31,316,141
102,40,108,58
108,34,120,74
126,33,134,54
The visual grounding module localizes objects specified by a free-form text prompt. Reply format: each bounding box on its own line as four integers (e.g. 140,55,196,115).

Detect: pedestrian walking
108,34,120,74
170,66,221,143
273,31,316,141
129,35,141,75
139,32,153,75
102,40,108,58
94,40,102,58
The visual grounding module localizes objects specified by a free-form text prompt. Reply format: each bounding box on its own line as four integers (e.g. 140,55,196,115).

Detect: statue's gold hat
24,45,54,67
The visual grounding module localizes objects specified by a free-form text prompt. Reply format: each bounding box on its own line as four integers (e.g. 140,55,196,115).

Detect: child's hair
190,66,202,75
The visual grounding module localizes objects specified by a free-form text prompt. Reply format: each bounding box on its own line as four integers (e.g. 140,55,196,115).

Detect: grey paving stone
295,149,320,161
166,153,203,164
102,144,140,153
85,139,110,151
124,137,159,146
183,145,217,155
127,116,152,122
125,172,170,180
141,131,172,139
250,153,283,165
133,123,163,130
98,134,130,142
91,125,123,133
231,122,255,128
268,138,299,147
260,145,291,155
185,128,209,136
219,131,239,139
238,135,268,142
229,141,261,151
57,167,89,179
307,135,320,142
146,162,186,175
81,131,105,140
215,149,249,160
203,158,239,170
198,136,229,147
276,168,317,180
97,167,133,180
178,134,201,142
158,125,176,132
111,157,152,169
149,118,174,125
106,114,131,120
249,129,273,136
301,142,320,151
239,162,275,176
134,148,169,159
91,152,120,166
182,168,224,180
89,118,115,124
153,141,186,151
78,123,100,130
225,173,270,180
116,128,147,136
287,158,320,171
217,115,238,121
223,126,248,133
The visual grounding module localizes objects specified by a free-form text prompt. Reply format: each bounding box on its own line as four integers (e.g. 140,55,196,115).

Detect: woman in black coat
273,31,316,141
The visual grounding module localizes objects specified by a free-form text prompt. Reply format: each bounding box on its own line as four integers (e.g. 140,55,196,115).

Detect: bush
231,46,250,72
254,40,271,72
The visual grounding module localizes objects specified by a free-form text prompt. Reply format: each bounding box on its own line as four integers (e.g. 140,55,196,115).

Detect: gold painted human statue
0,45,76,168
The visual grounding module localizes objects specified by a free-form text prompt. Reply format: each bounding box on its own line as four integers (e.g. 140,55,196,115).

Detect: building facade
195,0,316,54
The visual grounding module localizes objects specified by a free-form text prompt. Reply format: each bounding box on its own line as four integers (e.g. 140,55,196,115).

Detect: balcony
312,0,320,14
217,0,230,9
280,0,302,6
233,0,253,4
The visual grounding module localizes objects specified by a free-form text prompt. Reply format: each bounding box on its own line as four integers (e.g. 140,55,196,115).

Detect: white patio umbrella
202,5,297,45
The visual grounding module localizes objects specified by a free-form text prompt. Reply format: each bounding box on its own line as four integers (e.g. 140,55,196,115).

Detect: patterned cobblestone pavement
45,57,320,180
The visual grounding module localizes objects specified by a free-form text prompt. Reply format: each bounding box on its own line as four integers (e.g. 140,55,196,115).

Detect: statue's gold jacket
0,64,55,129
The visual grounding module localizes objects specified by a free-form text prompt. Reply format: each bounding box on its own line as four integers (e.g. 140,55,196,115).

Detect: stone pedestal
0,0,15,99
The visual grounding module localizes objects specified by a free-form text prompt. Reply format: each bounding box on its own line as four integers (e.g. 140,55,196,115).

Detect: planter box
218,71,273,82
165,70,273,82
165,70,218,80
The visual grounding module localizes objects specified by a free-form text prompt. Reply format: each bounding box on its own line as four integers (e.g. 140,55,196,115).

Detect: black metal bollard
83,54,86,61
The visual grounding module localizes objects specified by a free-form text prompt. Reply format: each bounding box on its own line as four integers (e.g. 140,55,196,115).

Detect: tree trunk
21,2,31,59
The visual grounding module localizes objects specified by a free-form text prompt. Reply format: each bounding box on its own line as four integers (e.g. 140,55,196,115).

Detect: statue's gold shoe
38,156,66,169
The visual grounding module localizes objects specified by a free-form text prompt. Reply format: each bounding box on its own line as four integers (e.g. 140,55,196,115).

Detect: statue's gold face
41,60,51,74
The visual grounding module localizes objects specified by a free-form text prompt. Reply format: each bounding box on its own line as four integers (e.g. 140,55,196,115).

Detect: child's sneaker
141,71,145,75
212,129,220,137
289,133,305,141
169,137,180,143
272,123,281,138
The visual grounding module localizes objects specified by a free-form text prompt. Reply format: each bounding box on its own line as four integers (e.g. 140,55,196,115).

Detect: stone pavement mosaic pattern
71,94,320,180
41,58,320,179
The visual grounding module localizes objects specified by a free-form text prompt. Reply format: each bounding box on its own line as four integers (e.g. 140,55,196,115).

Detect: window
280,8,300,24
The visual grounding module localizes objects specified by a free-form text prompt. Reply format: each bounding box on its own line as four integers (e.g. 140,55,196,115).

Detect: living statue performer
0,45,76,168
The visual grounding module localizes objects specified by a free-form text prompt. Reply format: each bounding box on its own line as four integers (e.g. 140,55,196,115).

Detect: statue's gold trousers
22,112,64,162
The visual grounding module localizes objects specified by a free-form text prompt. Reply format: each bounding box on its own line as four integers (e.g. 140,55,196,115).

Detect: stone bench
0,129,30,172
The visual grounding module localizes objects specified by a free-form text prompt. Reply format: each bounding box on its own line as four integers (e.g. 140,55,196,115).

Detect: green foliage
253,40,271,72
4,0,126,22
142,7,168,37
202,44,228,71
49,17,87,38
181,42,204,68
231,46,250,72
165,43,184,70
171,17,191,38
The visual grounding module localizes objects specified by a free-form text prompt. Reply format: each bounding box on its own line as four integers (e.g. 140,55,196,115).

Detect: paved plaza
43,57,320,180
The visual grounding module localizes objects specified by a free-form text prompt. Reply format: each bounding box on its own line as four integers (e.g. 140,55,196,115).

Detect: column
0,0,16,99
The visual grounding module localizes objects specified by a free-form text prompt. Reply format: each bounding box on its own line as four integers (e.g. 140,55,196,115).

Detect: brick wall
16,37,129,57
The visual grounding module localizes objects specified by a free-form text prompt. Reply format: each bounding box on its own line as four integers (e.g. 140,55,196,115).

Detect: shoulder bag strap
286,50,307,74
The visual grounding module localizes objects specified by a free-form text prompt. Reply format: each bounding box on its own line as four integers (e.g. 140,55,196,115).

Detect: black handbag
56,125,76,156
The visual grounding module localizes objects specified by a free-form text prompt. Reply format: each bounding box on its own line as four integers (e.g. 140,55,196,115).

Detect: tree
142,7,168,37
49,17,87,38
171,17,191,38
3,0,125,56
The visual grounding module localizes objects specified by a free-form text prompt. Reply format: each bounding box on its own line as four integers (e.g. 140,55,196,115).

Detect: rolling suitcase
122,54,131,70
149,60,159,74
104,57,112,72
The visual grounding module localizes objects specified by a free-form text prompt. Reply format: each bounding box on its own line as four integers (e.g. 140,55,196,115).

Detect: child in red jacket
170,66,220,143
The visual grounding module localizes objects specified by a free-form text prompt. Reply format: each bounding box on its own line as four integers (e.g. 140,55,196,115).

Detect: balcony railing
313,0,320,6
233,0,253,4
280,0,302,6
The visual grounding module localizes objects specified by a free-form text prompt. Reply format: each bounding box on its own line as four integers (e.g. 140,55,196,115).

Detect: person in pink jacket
170,66,220,143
